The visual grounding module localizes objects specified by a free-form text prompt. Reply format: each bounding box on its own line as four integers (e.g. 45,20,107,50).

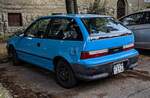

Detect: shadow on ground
137,49,150,56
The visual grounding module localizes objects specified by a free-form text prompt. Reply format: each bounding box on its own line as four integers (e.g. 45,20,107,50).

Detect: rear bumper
72,55,138,80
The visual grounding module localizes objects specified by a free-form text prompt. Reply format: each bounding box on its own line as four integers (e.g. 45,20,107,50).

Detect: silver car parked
119,9,150,49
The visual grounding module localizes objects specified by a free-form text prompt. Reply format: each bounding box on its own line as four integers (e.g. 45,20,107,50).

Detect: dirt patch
0,57,9,64
121,70,150,81
92,92,108,98
0,67,55,98
0,65,150,98
0,50,150,98
0,66,82,98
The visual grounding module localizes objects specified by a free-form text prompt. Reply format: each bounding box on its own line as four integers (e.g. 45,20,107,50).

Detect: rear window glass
81,17,130,38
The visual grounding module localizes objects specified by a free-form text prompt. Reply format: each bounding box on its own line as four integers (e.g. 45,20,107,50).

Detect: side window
38,19,50,37
47,18,63,39
48,18,83,40
121,13,145,26
25,19,50,38
25,22,39,38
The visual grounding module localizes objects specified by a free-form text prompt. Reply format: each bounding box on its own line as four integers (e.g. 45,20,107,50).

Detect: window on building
8,13,22,26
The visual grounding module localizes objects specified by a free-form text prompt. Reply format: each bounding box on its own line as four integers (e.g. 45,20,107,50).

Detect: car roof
40,14,111,19
119,9,150,20
139,9,150,12
127,9,150,15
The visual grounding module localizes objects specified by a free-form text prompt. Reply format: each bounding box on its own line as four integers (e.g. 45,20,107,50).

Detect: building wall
105,0,147,18
0,0,149,34
128,0,145,13
0,1,3,34
0,0,94,33
0,0,67,33
77,0,94,13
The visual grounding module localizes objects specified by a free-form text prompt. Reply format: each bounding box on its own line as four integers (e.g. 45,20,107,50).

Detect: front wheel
8,47,20,66
55,59,77,88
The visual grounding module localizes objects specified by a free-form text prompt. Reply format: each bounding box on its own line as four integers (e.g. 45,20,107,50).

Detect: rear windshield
81,17,131,39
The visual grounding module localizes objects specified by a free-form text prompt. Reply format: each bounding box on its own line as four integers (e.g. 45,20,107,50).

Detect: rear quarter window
47,18,83,41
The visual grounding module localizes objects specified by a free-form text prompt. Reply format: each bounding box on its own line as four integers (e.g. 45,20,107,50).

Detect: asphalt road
0,50,150,98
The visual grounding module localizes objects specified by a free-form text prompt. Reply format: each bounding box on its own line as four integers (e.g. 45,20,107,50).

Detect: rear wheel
55,59,77,88
129,67,134,70
8,46,20,66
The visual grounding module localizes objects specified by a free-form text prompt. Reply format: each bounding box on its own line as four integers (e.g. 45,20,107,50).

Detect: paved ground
0,50,150,98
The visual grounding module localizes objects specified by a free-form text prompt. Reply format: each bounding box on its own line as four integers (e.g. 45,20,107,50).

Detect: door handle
37,43,40,47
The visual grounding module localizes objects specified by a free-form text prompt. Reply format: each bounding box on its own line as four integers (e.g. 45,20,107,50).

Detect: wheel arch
53,56,71,71
7,44,15,53
8,44,14,48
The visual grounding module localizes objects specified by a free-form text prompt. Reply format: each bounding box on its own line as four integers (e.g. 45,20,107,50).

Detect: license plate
113,62,124,75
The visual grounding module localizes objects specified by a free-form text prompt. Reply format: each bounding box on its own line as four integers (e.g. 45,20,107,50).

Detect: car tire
129,67,134,70
55,59,77,88
8,46,20,66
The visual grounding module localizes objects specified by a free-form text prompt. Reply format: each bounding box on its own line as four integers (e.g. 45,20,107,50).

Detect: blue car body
7,14,139,80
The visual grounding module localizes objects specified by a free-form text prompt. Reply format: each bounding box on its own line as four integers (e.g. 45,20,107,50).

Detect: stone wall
0,0,148,34
0,0,96,33
105,0,147,18
0,0,67,33
77,0,94,13
128,0,145,13
0,2,3,34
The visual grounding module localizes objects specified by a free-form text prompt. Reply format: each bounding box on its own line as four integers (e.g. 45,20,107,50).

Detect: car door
120,12,150,49
53,18,84,63
16,18,51,69
44,17,84,66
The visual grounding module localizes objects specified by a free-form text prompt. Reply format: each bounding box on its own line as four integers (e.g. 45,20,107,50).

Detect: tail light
80,49,108,59
123,43,134,51
80,43,134,60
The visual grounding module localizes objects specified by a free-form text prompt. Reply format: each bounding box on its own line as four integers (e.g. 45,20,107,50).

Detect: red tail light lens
123,43,134,51
80,49,108,59
80,44,134,60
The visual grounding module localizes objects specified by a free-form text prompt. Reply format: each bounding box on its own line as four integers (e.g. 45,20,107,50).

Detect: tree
73,0,78,14
65,0,78,14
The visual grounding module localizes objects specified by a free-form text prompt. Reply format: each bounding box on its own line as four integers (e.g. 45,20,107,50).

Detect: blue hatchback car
7,14,139,88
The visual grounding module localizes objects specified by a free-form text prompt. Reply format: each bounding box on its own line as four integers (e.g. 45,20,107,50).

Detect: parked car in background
119,9,150,49
7,14,139,88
